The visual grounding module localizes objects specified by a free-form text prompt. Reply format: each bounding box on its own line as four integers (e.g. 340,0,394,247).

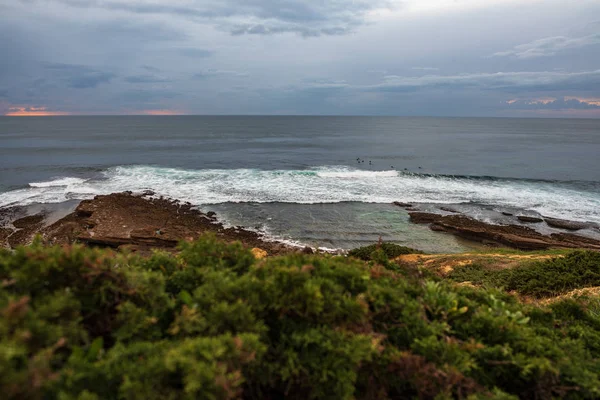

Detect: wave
1,165,600,223
29,177,88,188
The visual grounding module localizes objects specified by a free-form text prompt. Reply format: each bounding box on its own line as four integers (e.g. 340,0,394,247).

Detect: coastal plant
448,251,600,298
348,242,422,261
1,235,600,399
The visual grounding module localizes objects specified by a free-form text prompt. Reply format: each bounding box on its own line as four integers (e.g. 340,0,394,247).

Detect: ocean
1,116,599,252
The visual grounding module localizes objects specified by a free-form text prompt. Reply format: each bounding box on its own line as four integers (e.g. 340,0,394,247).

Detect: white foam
1,165,600,224
317,170,399,178
29,177,87,188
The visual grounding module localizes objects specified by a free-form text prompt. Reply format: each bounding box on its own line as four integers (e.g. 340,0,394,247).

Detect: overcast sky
1,0,600,116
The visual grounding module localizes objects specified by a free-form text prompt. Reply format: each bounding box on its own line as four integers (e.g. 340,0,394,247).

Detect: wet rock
302,246,315,255
408,212,600,251
517,216,543,223
2,192,297,255
12,213,45,229
440,207,460,214
0,227,13,248
544,218,589,231
393,202,413,208
502,212,514,216
408,212,440,224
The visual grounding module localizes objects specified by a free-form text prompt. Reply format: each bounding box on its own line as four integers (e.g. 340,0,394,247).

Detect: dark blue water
1,116,599,251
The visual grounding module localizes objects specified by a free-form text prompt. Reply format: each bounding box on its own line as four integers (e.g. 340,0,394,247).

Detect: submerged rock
544,217,589,231
517,216,544,223
440,207,460,213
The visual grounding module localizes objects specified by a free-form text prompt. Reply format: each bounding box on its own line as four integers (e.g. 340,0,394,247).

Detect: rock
136,190,156,197
502,212,514,216
517,216,543,223
0,227,13,248
544,218,589,231
393,202,413,208
440,207,460,213
408,212,440,224
12,213,45,229
2,192,296,255
251,248,268,259
408,211,600,251
302,246,315,254
206,211,217,220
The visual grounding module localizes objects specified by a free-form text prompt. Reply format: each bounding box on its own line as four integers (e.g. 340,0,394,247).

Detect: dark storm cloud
21,0,393,37
44,63,116,89
492,33,600,59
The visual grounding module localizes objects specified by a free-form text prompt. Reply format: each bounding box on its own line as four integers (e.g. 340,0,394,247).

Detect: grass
448,250,600,298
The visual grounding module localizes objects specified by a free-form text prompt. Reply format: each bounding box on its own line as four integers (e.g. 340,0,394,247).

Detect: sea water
1,116,599,252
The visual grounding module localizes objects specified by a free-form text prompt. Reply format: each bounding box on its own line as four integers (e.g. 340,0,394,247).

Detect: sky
1,0,600,117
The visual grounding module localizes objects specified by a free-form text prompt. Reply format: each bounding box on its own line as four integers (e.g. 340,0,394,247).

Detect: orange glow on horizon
528,97,556,105
4,106,71,117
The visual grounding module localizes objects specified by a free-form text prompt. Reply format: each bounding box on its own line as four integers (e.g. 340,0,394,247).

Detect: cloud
124,74,171,83
117,89,180,103
491,33,600,59
89,19,189,42
44,63,115,88
21,0,395,37
411,67,439,71
141,65,161,72
565,96,600,106
3,106,71,116
366,70,600,93
179,48,214,58
192,69,249,79
506,97,600,110
0,89,7,97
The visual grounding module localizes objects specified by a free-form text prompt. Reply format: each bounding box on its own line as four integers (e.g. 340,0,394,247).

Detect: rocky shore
405,211,600,250
2,192,600,253
0,192,304,255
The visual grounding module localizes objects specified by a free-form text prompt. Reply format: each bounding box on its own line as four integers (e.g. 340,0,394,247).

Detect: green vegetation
449,251,600,298
1,236,600,399
347,242,422,261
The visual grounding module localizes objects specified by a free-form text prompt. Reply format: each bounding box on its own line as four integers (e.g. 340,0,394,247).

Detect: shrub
348,242,422,261
1,236,600,399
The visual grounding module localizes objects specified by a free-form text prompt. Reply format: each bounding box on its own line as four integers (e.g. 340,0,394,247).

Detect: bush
1,236,600,399
348,242,422,261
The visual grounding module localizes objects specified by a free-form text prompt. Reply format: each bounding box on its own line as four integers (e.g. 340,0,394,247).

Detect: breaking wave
1,165,600,223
